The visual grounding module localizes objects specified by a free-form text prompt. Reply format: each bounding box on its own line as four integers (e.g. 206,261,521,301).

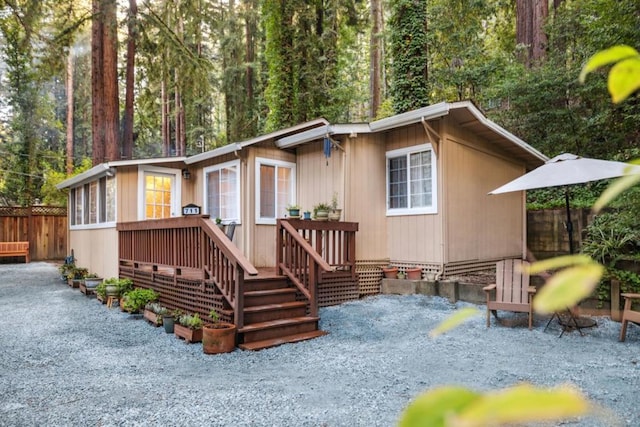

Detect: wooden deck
118,217,359,350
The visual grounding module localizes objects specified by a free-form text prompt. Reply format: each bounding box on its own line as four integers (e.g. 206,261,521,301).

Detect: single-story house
58,100,547,284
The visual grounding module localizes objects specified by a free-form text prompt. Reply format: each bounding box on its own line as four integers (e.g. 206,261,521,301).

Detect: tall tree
388,0,429,113
369,0,383,119
122,0,138,160
91,0,119,165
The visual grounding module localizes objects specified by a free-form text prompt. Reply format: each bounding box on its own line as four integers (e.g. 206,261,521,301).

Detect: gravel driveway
1,262,639,426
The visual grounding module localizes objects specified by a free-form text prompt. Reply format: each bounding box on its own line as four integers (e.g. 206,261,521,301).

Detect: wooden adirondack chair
483,259,536,330
619,293,640,342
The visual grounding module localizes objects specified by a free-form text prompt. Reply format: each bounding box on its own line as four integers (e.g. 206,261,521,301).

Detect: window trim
203,159,241,225
255,157,296,225
385,143,437,216
69,175,117,230
137,165,182,220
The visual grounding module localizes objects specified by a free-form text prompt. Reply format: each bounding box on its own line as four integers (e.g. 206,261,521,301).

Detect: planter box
143,309,162,326
174,324,203,343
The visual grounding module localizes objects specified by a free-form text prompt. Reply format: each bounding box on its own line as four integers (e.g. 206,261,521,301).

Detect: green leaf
454,384,590,426
533,263,604,314
593,173,640,212
429,307,480,338
525,255,593,275
579,45,639,83
609,58,640,103
398,386,480,427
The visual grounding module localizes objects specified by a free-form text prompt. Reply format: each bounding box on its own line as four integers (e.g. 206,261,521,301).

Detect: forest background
0,0,638,209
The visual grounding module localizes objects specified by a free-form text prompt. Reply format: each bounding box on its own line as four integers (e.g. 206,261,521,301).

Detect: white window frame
69,175,117,230
137,165,182,220
386,143,437,216
203,160,241,224
255,157,296,225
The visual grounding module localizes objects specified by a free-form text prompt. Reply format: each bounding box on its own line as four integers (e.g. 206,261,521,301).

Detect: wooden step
243,288,297,306
243,277,289,292
238,330,328,351
243,301,308,323
239,316,320,343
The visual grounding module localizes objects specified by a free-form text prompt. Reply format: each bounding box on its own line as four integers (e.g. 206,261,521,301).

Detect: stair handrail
199,217,257,330
277,219,333,317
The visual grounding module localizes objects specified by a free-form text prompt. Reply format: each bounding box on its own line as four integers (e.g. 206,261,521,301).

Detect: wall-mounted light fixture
182,168,191,180
105,167,115,177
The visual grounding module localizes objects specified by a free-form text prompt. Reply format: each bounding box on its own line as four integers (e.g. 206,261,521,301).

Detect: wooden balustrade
276,219,358,316
117,216,257,329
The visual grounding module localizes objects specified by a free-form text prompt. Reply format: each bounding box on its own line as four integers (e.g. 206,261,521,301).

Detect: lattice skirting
356,259,389,296
120,267,233,324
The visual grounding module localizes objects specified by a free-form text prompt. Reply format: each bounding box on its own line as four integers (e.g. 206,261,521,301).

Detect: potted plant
59,262,76,282
202,309,236,354
68,266,88,288
303,210,312,220
174,313,204,343
313,202,331,221
406,266,423,280
122,288,158,314
143,302,167,326
162,309,182,334
397,271,406,279
83,273,103,290
286,204,301,218
328,192,342,221
95,281,107,303
382,265,399,279
215,217,224,230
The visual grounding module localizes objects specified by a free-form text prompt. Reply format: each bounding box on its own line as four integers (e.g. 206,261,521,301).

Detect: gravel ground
1,262,640,427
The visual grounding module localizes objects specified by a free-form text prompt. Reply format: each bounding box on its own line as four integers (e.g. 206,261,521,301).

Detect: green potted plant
162,309,182,334
328,192,342,221
143,302,166,326
286,204,301,218
215,217,224,230
68,266,88,288
59,262,76,282
122,288,158,314
174,313,204,343
202,309,236,354
83,273,103,290
95,281,107,303
313,202,331,221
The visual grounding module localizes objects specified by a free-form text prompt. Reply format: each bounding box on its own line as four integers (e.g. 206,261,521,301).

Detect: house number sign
182,204,201,216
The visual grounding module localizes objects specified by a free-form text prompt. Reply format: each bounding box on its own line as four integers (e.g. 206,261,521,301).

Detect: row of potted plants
286,192,342,221
61,262,238,354
143,303,236,354
381,266,437,281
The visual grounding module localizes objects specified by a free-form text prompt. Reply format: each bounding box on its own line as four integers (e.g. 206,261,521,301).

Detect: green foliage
122,288,159,313
95,281,107,299
388,0,429,113
178,313,203,330
104,277,134,297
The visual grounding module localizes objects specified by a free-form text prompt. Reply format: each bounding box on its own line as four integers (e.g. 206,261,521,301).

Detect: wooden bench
0,242,30,263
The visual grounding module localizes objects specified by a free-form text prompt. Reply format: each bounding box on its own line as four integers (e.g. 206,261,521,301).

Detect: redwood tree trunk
102,0,120,161
369,0,382,119
122,0,138,160
66,52,74,175
91,0,105,165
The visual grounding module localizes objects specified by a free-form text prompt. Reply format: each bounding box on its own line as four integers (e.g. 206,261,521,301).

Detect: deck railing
276,219,359,316
117,216,257,329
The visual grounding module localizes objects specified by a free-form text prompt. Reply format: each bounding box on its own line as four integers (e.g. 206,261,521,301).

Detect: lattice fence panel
356,259,389,296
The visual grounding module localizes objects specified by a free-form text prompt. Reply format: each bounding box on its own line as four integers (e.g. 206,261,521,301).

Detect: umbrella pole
564,189,574,254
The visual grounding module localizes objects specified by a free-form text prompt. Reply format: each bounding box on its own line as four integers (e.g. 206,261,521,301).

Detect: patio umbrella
490,153,640,253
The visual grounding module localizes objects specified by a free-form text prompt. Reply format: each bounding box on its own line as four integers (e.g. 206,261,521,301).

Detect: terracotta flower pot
202,323,237,354
406,268,422,280
382,267,398,279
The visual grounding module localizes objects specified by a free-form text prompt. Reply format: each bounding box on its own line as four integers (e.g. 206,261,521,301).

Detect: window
69,175,117,228
204,160,240,223
386,144,437,215
138,166,181,220
255,158,296,224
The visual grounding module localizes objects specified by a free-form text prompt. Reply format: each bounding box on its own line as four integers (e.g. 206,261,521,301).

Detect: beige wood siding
246,145,296,267
443,131,525,263
117,166,139,223
69,227,119,278
384,123,444,264
296,142,344,214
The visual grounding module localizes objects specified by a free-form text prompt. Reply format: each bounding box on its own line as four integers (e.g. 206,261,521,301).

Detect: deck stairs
232,275,327,351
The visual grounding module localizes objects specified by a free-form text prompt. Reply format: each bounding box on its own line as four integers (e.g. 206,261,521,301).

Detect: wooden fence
0,206,68,261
